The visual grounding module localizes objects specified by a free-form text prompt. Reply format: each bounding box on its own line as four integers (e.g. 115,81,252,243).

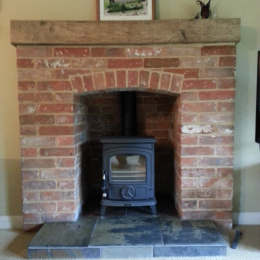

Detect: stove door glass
110,154,146,183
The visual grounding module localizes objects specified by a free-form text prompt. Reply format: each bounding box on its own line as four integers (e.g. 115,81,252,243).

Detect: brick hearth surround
11,20,240,230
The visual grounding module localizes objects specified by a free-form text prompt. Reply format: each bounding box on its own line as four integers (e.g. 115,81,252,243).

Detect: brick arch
69,70,183,95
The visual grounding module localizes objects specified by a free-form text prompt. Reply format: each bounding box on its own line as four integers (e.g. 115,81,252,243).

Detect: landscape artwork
98,0,154,21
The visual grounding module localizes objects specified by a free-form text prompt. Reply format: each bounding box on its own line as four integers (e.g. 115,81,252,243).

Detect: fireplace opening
80,91,177,215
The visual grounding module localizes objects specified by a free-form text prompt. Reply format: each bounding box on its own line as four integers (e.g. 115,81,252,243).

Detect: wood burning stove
100,137,156,215
100,92,157,216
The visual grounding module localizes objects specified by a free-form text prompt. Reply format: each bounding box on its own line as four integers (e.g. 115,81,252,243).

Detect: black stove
100,92,157,216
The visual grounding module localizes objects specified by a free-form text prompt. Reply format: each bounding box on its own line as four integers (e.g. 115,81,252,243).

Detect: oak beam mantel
11,19,240,46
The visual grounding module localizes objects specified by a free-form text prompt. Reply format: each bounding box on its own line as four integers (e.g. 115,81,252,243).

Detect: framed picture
97,0,155,21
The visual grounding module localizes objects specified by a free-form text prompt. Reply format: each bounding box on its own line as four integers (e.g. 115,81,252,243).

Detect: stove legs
100,205,157,217
150,205,157,215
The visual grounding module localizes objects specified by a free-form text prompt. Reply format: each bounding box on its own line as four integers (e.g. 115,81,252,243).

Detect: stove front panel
101,138,156,206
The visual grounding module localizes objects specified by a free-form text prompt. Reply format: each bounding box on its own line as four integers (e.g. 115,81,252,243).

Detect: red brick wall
137,93,176,196
16,45,235,229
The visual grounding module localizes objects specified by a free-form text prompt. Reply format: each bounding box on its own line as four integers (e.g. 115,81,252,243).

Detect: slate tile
102,246,153,258
51,248,100,258
153,245,227,257
159,215,226,246
29,216,96,247
90,216,163,247
28,249,50,258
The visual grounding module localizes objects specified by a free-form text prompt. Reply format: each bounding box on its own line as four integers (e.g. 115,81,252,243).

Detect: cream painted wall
0,0,96,216
0,0,259,217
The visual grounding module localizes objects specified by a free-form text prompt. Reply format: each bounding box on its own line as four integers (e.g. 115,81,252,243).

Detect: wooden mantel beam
10,19,240,46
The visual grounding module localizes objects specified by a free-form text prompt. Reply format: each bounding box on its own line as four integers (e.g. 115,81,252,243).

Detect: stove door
104,150,154,201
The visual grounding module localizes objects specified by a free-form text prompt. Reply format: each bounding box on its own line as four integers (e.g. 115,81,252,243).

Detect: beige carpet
0,226,260,260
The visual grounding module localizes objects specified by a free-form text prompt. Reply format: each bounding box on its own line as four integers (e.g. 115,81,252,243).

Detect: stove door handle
102,170,108,180
101,170,107,192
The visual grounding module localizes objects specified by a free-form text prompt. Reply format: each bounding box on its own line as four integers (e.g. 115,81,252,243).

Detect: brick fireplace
11,19,240,230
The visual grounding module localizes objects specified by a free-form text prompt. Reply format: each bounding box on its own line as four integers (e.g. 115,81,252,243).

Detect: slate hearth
28,213,227,258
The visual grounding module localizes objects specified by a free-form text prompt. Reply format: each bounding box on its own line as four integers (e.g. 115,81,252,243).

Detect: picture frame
96,0,155,21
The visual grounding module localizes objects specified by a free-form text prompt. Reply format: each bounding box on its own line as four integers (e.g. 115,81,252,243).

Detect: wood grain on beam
11,19,240,46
